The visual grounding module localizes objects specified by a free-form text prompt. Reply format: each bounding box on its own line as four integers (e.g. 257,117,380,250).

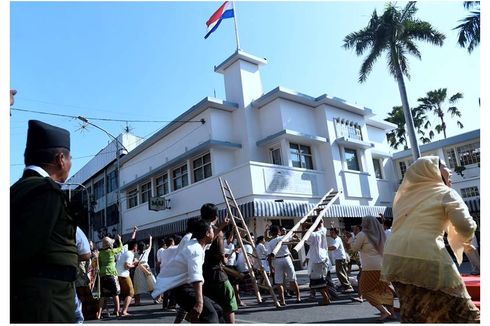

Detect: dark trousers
171,284,224,323
11,277,76,323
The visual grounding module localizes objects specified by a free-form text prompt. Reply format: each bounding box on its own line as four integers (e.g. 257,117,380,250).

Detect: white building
65,133,144,244
392,129,480,224
118,50,398,267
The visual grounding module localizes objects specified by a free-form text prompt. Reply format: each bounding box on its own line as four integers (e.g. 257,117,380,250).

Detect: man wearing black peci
11,120,78,323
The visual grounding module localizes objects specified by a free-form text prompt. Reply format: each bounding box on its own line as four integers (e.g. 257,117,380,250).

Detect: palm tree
343,2,445,159
416,88,464,139
385,105,432,150
454,1,480,53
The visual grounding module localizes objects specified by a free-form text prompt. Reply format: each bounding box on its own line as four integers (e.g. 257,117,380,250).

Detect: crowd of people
11,115,480,324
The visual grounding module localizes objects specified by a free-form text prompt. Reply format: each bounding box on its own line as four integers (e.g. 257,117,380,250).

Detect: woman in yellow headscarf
381,156,479,323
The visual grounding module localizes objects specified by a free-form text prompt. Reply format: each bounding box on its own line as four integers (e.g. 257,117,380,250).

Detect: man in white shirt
151,219,224,323
116,240,138,316
305,220,331,305
267,225,301,306
328,228,354,293
75,227,91,323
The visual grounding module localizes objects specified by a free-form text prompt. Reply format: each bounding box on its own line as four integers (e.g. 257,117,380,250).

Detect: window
335,118,363,140
461,186,479,198
445,148,457,169
173,164,189,190
270,148,282,165
106,204,119,226
106,170,118,193
399,161,407,179
93,179,105,200
155,174,169,197
193,153,212,182
127,188,138,208
92,209,105,230
457,142,480,166
345,148,360,171
289,143,313,169
372,158,383,179
140,181,151,204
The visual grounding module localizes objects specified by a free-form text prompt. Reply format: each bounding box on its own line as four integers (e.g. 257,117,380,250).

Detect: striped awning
218,199,392,219
122,216,199,242
464,197,480,213
124,200,393,240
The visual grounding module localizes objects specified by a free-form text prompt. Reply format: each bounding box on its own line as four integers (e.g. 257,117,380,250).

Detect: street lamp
77,116,128,237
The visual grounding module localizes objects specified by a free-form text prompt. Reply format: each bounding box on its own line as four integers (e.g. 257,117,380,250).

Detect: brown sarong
359,270,393,307
393,281,480,323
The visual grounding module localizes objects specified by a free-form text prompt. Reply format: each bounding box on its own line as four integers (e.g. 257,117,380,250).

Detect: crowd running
11,117,480,323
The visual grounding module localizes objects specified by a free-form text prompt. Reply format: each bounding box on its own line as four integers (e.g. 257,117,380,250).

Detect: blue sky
9,1,480,185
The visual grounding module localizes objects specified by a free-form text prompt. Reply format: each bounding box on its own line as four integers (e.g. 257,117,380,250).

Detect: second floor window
445,148,458,169
457,142,480,166
193,153,212,182
173,164,189,190
127,188,138,209
461,186,479,198
93,179,105,200
345,148,360,171
155,174,169,197
140,181,151,204
92,209,105,230
289,143,313,169
106,204,119,226
270,147,282,165
106,170,118,193
372,158,383,179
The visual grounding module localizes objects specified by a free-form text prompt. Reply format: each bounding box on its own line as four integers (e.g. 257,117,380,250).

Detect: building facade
65,133,144,245
118,50,399,267
392,129,480,227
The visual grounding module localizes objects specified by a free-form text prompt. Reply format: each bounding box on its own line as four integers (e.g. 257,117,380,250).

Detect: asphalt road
85,262,474,324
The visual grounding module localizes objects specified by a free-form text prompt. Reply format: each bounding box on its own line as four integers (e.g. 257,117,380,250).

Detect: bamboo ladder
270,189,342,257
218,177,281,308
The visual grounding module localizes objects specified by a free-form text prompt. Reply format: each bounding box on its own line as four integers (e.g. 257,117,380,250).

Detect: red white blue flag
204,1,234,39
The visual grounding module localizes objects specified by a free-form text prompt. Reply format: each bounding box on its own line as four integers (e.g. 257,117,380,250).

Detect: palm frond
448,106,462,117
454,10,480,53
457,121,464,128
449,92,463,103
405,20,446,46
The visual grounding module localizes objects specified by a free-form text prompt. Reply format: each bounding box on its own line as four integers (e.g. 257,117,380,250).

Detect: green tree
454,1,480,53
343,2,445,159
416,88,464,139
385,105,432,150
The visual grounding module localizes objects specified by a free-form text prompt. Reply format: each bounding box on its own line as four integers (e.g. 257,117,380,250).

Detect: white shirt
384,228,392,241
24,165,50,178
267,236,290,258
76,227,90,256
256,242,269,260
157,245,179,277
152,239,205,298
329,236,347,261
224,240,236,266
306,226,329,264
236,244,253,273
157,247,166,270
116,250,134,277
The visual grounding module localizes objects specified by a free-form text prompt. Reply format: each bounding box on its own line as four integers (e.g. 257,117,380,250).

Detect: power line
10,107,206,124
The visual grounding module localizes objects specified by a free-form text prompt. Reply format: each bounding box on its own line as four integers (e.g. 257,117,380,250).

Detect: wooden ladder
271,189,341,256
218,177,281,308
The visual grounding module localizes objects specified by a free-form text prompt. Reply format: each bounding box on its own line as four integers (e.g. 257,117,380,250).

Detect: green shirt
98,242,123,276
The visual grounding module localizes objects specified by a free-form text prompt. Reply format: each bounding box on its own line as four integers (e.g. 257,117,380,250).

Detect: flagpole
231,1,241,50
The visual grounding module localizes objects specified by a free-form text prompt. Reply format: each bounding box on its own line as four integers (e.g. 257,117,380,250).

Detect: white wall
120,112,210,186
